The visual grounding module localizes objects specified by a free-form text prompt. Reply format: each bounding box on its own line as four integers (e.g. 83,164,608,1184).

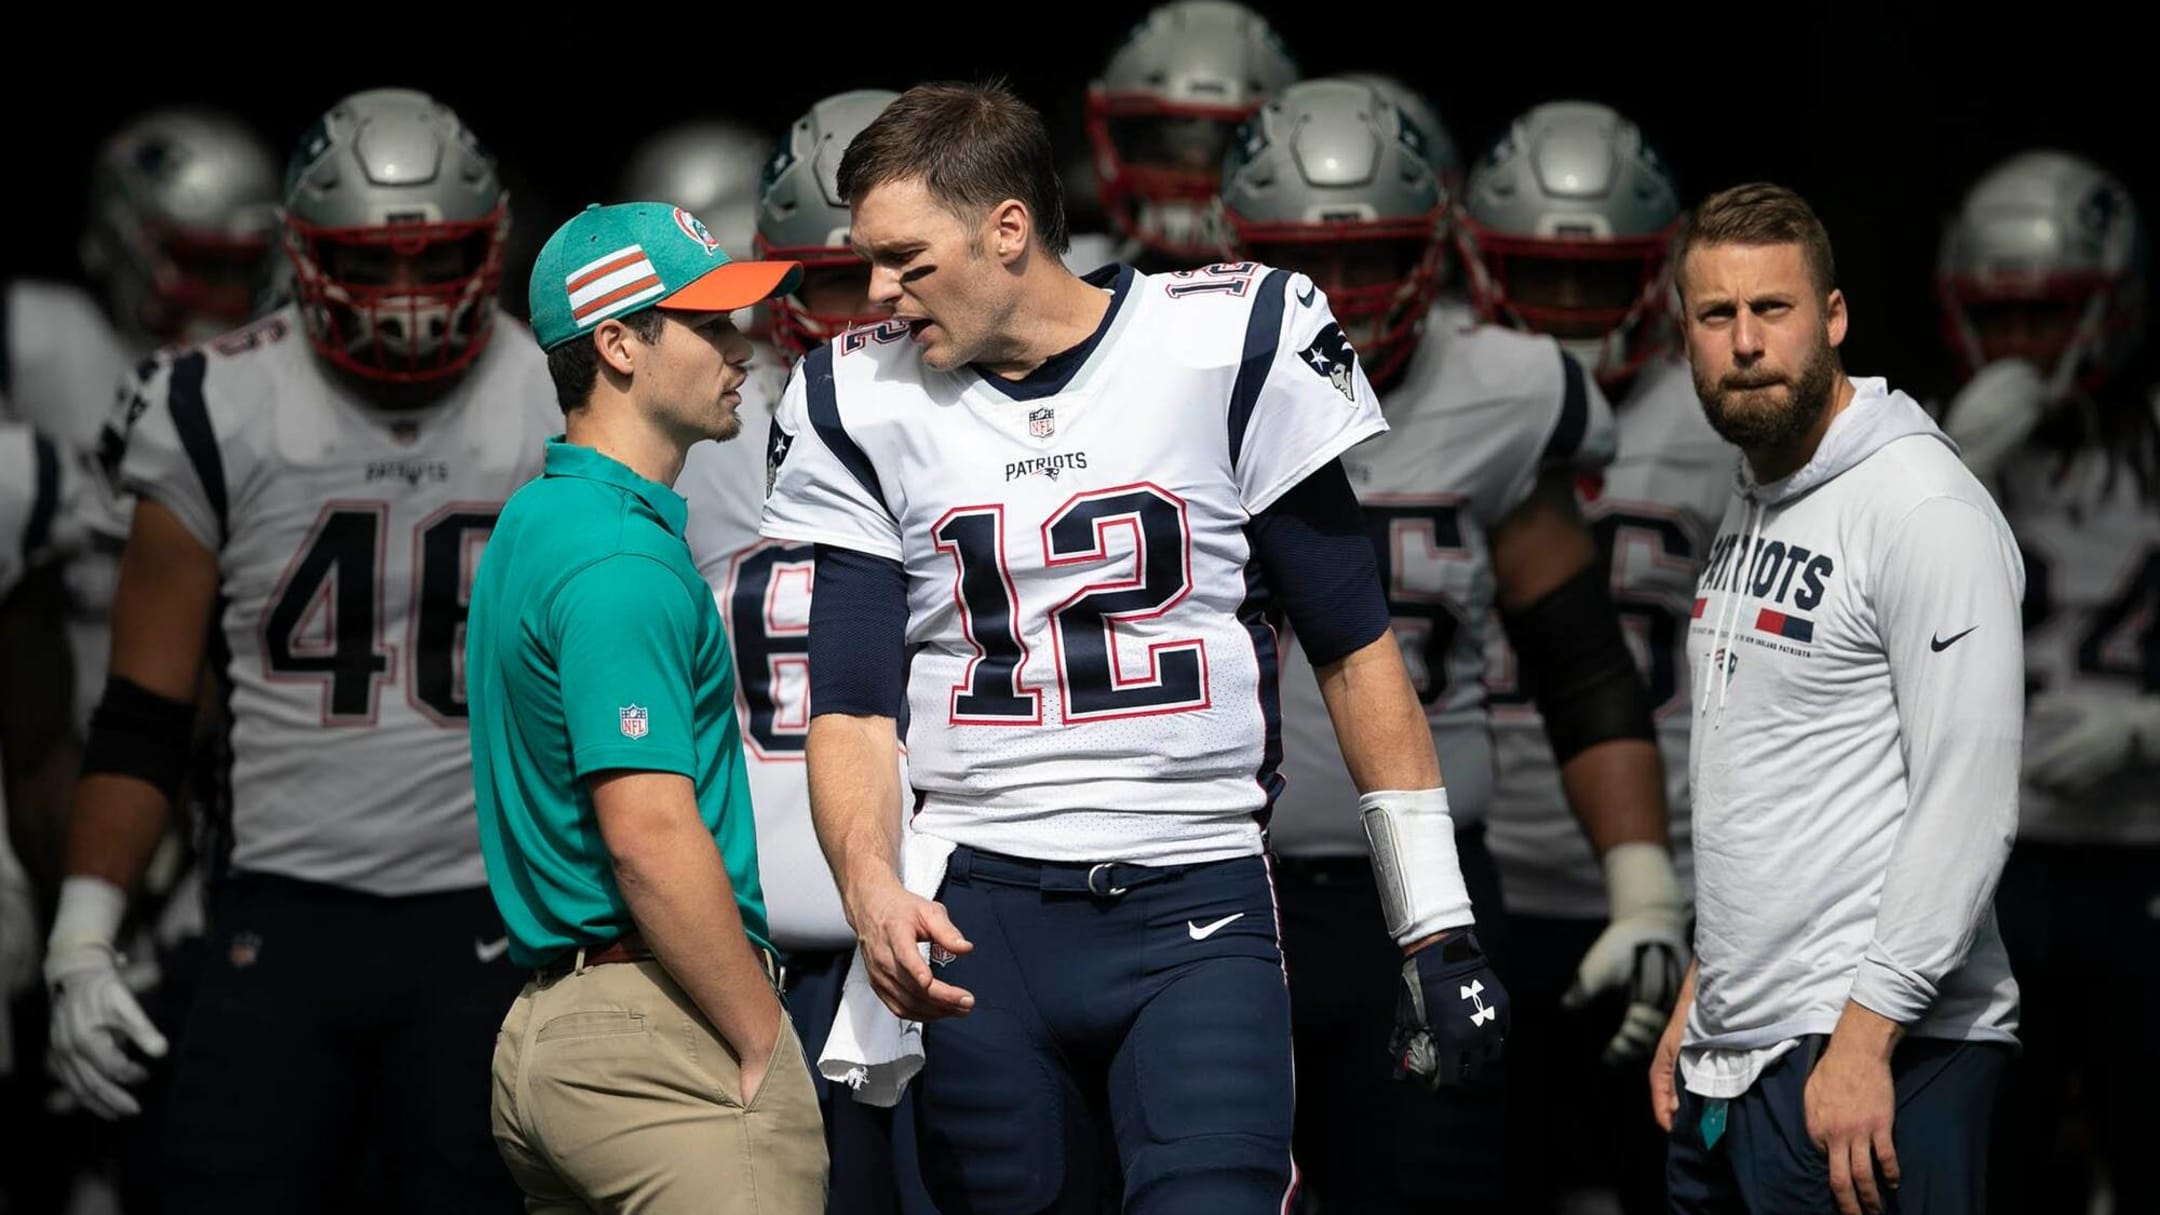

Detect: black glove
1391,929,1509,1088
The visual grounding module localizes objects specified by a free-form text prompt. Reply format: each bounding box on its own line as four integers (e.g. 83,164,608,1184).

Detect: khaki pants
491,957,828,1213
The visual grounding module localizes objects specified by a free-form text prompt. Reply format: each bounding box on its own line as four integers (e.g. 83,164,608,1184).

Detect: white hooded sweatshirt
1681,377,2024,1099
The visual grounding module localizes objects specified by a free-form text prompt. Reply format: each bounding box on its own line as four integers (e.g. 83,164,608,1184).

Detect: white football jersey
0,420,81,600
761,263,1385,865
1486,354,1728,916
5,280,133,455
0,419,81,1053
1271,303,1617,857
681,343,870,952
4,279,139,734
1995,396,2160,844
113,305,558,895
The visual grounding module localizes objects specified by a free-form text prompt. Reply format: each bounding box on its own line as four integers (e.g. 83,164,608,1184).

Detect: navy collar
970,263,1134,402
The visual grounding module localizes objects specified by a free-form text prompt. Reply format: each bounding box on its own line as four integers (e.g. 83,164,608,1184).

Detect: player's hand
1564,842,1690,1065
1806,1039,1900,1215
1391,928,1508,1088
1648,996,1686,1133
847,876,975,1021
2026,690,2160,792
1941,357,2047,481
44,942,167,1120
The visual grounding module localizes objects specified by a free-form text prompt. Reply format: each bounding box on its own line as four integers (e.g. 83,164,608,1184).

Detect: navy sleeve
810,543,909,719
1248,460,1391,666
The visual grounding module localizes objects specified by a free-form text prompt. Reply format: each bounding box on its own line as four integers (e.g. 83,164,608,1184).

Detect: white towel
817,830,957,1107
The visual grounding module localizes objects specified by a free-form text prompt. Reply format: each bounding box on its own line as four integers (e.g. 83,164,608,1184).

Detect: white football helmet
282,88,509,384
617,119,770,262
754,90,899,361
1457,101,1681,386
1938,150,2146,401
1219,78,1448,385
1086,0,1299,264
82,108,280,346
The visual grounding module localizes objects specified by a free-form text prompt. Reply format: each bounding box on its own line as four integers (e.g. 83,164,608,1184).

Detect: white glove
44,876,167,1119
1563,842,1690,1065
1942,358,2048,481
2027,690,2160,792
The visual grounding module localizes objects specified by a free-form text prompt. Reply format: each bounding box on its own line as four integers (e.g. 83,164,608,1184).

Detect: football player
43,88,557,1213
1084,0,1297,274
1459,100,1726,1215
1222,81,1684,1212
4,108,278,737
1936,150,2159,1215
763,81,1508,1213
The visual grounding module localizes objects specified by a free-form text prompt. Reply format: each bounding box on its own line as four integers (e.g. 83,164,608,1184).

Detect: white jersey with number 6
1486,353,1725,916
761,263,1385,865
680,342,883,952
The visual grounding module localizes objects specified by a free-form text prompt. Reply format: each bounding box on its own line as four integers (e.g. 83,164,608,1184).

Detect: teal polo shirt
467,438,769,968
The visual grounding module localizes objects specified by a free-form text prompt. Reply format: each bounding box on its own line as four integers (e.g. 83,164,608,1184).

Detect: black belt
945,845,1237,896
535,930,780,988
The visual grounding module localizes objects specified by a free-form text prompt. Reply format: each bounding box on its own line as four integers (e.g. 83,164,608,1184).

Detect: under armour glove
44,877,166,1120
1392,929,1509,1088
2027,690,2160,792
1562,842,1690,1065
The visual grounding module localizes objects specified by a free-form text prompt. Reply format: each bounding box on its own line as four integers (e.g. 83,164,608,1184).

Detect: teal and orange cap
528,201,803,350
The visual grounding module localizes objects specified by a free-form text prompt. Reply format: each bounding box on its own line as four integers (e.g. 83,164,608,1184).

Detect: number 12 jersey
760,263,1384,865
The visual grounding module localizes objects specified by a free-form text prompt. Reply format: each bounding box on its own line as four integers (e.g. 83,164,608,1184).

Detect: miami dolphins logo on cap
674,207,721,254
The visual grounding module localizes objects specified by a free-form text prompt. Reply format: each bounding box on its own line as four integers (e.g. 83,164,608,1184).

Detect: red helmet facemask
1230,210,1448,388
1087,88,1258,263
1456,220,1679,386
141,224,273,339
754,234,882,362
1937,267,2137,399
283,203,507,385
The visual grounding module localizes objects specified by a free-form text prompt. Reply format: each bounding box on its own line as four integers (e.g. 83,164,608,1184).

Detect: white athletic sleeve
113,350,224,553
1495,347,1617,522
758,346,904,562
1850,493,2025,1023
1231,270,1388,515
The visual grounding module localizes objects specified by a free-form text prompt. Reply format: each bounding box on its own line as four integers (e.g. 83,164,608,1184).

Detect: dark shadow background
4,7,2151,407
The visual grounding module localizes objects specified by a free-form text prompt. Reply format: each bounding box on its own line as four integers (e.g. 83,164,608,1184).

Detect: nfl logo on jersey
1029,407,1055,438
619,705,649,739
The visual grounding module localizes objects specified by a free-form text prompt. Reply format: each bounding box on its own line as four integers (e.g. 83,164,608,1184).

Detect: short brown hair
545,306,667,413
836,80,1071,256
1676,183,1837,299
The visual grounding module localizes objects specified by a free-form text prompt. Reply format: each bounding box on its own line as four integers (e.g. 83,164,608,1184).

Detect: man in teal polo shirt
466,201,825,1213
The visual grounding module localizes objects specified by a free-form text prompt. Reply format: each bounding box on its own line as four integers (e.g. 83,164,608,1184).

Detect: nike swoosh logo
1296,283,1316,308
1930,626,1978,652
1188,913,1244,940
474,937,511,963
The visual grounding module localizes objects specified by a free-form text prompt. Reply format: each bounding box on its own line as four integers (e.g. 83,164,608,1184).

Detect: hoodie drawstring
1701,498,1766,728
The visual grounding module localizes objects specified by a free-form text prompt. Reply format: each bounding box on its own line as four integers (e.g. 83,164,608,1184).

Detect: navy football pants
158,873,525,1214
1274,824,1509,1213
917,846,1297,1214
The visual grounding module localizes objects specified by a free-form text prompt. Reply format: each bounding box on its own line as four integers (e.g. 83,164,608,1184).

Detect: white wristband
1358,788,1473,946
1601,841,1685,920
47,875,128,957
